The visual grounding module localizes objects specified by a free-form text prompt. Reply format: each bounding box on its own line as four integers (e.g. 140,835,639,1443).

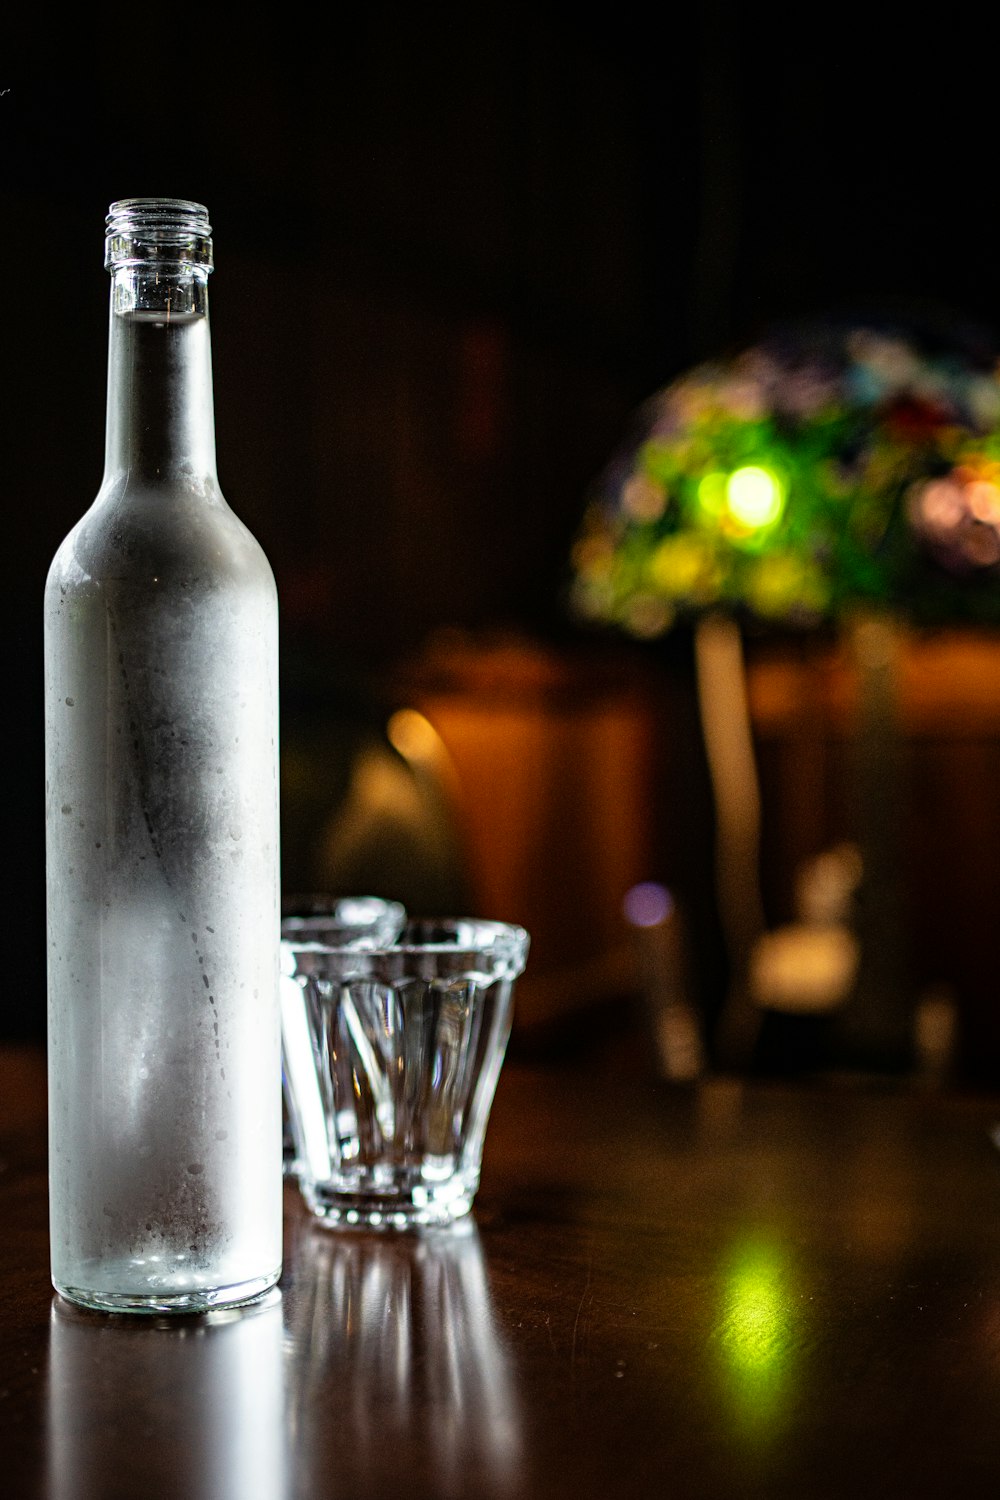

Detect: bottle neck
103,265,218,487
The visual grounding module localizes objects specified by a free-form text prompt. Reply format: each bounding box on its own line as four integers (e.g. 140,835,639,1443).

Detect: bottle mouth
105,198,213,271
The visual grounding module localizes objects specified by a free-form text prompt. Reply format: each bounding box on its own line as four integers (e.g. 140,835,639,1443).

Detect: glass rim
280,916,529,963
281,895,406,930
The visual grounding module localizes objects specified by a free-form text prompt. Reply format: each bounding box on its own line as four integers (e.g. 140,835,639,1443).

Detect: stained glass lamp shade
570,320,1000,636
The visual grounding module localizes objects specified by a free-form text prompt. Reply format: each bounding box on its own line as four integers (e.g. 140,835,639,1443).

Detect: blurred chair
280,654,472,921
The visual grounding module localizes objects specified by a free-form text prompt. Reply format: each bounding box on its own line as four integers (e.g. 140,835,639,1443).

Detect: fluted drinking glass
281,919,528,1227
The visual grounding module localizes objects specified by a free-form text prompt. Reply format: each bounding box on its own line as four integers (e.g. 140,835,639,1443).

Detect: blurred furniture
748,627,1000,1082
279,652,472,920
395,628,1000,1080
7,1046,1000,1497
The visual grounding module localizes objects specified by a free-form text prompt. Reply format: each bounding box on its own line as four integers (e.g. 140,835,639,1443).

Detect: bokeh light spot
697,471,728,516
726,466,784,529
623,882,674,928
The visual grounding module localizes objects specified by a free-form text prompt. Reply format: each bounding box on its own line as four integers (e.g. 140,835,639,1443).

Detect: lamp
571,315,1000,1071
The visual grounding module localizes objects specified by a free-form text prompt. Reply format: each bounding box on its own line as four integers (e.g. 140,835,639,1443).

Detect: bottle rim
105,198,213,271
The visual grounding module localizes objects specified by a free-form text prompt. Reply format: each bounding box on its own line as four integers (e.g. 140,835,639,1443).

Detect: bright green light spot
697,471,728,516
724,1258,785,1372
726,465,784,529
717,1240,796,1439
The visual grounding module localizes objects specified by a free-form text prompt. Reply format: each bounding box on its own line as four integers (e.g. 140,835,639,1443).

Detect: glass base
53,1266,281,1317
301,1177,476,1230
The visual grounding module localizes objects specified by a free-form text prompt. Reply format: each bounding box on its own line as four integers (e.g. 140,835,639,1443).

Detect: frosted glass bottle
44,200,282,1313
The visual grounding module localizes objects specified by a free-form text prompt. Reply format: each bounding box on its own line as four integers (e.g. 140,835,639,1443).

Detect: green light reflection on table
717,1236,799,1440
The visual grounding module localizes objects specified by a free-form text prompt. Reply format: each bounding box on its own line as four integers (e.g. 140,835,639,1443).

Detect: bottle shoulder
46,479,277,601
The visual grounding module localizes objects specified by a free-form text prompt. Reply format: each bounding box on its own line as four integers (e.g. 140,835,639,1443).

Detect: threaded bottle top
105,199,213,272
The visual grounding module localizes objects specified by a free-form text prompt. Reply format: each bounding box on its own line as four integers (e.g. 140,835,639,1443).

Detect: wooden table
4,1046,1000,1498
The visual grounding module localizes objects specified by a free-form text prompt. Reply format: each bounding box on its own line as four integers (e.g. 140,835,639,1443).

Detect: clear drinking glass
281,896,406,951
281,919,529,1228
280,897,406,1175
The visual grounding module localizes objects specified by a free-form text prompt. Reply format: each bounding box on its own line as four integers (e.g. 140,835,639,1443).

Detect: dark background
2,18,994,1041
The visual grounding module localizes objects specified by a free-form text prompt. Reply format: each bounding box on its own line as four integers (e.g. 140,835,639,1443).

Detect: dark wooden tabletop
5,1045,1000,1499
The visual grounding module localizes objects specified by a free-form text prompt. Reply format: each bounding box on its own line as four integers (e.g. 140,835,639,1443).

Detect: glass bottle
44,199,282,1313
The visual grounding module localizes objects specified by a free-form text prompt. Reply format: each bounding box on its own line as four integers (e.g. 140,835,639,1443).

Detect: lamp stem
693,612,766,1068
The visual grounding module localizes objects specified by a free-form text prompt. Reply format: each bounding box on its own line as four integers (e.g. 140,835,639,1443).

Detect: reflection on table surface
284,1218,522,1497
5,1049,1000,1497
47,1294,287,1500
46,1220,520,1500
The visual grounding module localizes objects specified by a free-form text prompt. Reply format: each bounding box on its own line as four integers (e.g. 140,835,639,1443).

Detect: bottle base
53,1266,281,1317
